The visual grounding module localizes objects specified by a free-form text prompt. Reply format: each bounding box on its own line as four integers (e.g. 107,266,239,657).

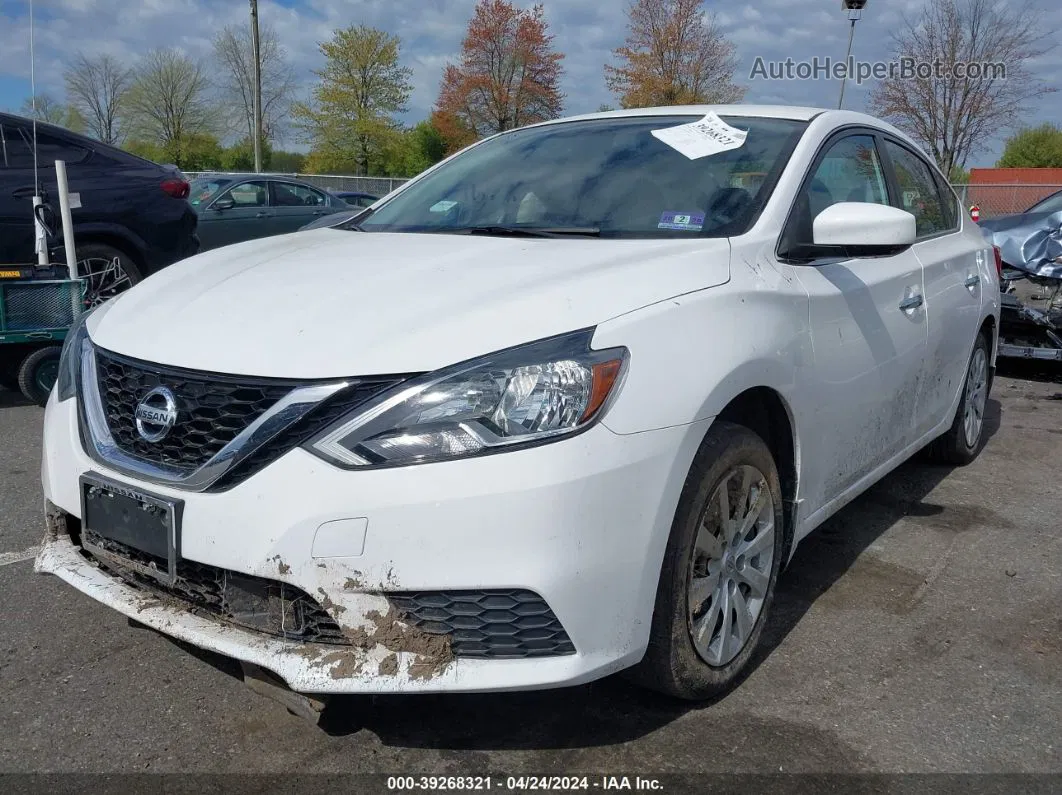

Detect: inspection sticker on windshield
651,112,748,160
659,212,704,231
430,200,458,213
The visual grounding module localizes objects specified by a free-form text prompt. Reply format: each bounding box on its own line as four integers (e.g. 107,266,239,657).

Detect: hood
979,209,1062,278
90,230,731,377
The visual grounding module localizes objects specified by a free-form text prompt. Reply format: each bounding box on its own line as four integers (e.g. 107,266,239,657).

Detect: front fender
594,283,812,436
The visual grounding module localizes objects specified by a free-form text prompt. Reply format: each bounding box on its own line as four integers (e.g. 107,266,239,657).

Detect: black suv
0,113,199,292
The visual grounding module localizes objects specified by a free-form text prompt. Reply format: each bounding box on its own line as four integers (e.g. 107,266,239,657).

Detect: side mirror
211,197,234,211
811,202,917,256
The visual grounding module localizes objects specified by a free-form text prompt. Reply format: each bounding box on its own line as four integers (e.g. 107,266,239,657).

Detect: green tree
175,133,224,170
997,124,1062,168
123,48,217,169
222,138,273,171
293,26,413,176
411,120,447,167
123,139,165,163
270,149,307,172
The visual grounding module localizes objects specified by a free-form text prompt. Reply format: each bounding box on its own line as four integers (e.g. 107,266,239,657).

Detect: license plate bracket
79,472,182,586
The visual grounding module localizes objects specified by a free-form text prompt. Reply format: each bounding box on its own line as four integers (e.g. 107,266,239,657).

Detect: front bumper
38,392,708,694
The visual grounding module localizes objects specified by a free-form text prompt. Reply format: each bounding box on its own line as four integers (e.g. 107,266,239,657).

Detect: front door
197,180,272,251
779,132,929,510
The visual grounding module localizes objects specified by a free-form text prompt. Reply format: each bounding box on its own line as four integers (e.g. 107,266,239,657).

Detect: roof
527,105,915,144
558,104,828,123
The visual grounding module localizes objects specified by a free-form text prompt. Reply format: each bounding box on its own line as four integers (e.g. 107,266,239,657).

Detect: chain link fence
951,184,1062,220
182,172,411,197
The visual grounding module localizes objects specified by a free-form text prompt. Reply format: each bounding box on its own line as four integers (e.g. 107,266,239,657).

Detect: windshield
1027,190,1062,215
189,178,232,207
359,115,808,238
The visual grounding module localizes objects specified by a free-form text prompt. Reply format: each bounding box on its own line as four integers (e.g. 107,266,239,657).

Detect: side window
217,180,267,208
780,133,889,257
933,172,960,229
808,135,890,210
273,182,327,207
0,125,86,168
883,141,951,237
0,124,35,168
32,132,88,166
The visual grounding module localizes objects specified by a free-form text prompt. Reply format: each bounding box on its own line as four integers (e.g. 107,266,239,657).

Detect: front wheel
630,421,785,700
76,243,143,307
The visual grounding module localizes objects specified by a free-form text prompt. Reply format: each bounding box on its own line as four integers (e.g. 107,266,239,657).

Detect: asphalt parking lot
1,367,1060,781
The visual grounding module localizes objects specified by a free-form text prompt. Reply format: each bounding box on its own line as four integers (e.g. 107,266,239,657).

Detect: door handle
899,294,924,311
312,209,328,216
964,274,980,289
12,186,37,199
254,211,271,218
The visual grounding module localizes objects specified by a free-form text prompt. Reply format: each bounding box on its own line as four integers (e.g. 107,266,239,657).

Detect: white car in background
37,105,999,705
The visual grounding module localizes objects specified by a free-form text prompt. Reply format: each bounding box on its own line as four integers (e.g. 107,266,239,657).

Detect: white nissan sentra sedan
37,105,1000,703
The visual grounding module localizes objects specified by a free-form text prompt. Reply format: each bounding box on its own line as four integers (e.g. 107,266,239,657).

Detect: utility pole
249,0,263,173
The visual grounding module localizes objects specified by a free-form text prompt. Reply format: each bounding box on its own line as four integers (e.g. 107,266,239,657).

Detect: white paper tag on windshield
651,112,748,160
68,192,82,209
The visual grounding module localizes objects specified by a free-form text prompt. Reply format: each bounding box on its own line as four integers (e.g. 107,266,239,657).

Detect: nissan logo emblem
134,386,178,443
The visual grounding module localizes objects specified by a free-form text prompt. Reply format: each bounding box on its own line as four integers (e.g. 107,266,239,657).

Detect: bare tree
213,23,297,144
605,0,745,108
18,92,85,132
123,48,216,164
64,53,133,144
869,0,1057,175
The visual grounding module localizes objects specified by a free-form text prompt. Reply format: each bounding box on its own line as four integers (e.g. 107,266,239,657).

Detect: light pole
249,0,263,173
838,0,868,110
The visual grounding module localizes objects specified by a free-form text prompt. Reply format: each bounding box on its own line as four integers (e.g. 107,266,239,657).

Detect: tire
925,333,992,466
76,242,143,306
629,421,785,701
17,346,63,407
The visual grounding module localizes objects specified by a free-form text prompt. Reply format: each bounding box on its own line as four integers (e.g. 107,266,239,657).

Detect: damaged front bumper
38,390,708,695
36,532,597,694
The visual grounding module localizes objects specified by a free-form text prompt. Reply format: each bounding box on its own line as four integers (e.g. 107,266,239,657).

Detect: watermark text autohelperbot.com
750,56,1007,84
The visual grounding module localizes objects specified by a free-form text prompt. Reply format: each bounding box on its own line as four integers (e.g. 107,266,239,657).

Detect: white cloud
2,0,1060,165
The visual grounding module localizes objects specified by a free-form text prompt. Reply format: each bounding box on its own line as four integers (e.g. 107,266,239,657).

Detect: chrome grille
87,347,406,490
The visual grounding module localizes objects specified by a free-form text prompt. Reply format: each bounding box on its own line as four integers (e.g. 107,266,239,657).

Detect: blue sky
2,0,1061,167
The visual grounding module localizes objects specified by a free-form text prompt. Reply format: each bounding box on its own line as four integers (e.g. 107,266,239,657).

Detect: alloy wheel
687,464,776,667
80,257,134,307
963,347,989,448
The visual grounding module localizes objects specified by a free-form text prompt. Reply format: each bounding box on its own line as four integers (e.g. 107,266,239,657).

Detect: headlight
307,329,627,468
55,306,95,402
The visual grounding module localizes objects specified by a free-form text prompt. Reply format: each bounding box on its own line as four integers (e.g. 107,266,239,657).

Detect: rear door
197,180,272,250
269,181,332,234
779,131,929,508
880,139,981,438
0,120,48,263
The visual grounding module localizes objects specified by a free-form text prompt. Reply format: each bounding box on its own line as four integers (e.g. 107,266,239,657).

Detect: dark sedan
189,175,348,250
332,191,380,208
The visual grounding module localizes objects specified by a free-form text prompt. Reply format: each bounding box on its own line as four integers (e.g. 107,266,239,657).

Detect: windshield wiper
448,225,602,238
339,207,375,231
